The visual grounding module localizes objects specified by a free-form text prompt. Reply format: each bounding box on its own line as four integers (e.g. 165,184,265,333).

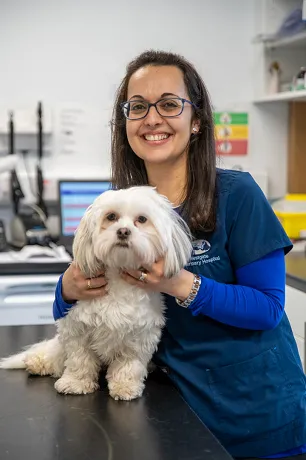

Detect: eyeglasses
121,97,196,120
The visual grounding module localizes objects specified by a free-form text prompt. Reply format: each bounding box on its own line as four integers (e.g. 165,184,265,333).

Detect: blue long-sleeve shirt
188,248,285,330
53,273,74,321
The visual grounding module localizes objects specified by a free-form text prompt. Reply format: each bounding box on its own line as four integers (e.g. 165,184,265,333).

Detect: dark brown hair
111,50,216,234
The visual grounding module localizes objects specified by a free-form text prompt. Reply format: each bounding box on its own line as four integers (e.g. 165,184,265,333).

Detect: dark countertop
0,325,232,460
0,261,70,276
286,252,306,294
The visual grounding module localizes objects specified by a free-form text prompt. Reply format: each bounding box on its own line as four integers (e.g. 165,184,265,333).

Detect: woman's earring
192,127,198,133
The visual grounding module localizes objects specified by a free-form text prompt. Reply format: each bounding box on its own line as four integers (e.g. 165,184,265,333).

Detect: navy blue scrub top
155,169,306,458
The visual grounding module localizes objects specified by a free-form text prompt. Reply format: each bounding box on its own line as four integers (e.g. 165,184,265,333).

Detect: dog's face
73,186,192,278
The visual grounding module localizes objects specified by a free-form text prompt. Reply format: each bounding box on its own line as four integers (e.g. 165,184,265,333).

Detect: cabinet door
288,102,306,194
285,285,306,339
285,285,306,369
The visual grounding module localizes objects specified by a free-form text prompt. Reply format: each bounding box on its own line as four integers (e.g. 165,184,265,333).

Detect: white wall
0,0,280,198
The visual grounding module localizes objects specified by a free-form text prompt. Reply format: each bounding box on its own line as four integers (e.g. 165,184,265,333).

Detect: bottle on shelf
292,67,306,91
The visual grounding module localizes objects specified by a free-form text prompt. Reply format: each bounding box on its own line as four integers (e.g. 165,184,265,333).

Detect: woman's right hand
61,261,108,302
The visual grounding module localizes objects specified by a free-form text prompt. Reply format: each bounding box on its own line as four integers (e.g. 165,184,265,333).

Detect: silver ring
138,272,147,283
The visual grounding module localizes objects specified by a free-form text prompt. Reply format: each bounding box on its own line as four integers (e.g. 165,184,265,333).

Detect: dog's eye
106,213,117,222
137,215,147,224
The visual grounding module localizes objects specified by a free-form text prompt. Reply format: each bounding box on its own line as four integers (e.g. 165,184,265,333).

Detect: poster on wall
214,112,248,156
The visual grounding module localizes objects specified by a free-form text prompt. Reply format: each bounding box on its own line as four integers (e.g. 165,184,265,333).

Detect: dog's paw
108,379,145,401
24,354,54,376
54,376,99,395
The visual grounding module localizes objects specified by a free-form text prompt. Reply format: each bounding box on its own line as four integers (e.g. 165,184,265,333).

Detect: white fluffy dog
0,186,192,401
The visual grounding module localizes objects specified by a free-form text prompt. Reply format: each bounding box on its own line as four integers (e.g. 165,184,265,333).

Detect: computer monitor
58,180,111,251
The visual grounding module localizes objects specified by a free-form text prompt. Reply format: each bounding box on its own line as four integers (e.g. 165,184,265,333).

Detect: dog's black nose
117,228,131,239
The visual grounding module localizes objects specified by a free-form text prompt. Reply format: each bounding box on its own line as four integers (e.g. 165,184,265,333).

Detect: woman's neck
145,157,187,207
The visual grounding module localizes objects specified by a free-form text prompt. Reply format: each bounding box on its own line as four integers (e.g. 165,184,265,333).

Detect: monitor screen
59,181,111,236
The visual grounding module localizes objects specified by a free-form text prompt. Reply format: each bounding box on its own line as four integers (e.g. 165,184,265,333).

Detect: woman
53,50,306,459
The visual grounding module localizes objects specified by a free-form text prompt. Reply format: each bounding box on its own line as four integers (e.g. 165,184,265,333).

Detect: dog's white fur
0,186,192,400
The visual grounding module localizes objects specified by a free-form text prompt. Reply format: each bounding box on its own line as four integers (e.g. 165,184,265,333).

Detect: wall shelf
254,90,306,104
264,30,306,50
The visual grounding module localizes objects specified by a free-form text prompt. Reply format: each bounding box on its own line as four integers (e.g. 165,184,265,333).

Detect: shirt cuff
56,273,76,313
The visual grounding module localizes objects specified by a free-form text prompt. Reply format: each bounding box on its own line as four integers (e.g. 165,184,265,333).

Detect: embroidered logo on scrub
187,239,220,268
192,239,211,255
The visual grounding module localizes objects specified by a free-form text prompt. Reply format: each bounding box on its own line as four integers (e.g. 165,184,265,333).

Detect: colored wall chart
214,112,248,156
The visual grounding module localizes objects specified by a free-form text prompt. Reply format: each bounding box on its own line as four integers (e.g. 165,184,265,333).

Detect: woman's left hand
121,259,195,301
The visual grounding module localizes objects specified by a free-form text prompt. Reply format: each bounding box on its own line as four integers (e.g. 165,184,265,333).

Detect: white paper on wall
58,108,87,156
50,104,111,179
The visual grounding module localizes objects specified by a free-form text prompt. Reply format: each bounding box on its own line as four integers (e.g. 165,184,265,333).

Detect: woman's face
126,65,197,166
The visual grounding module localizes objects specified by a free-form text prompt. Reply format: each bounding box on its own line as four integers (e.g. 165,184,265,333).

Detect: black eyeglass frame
120,97,197,120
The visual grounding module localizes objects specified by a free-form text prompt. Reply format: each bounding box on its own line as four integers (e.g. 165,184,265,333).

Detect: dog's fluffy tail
0,350,28,369
0,336,64,377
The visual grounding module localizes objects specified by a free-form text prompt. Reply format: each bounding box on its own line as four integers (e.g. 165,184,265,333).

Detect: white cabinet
0,275,58,326
285,284,306,369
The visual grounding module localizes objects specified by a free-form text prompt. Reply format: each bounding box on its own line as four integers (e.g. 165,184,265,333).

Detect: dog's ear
163,212,193,278
142,187,192,279
72,205,102,278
